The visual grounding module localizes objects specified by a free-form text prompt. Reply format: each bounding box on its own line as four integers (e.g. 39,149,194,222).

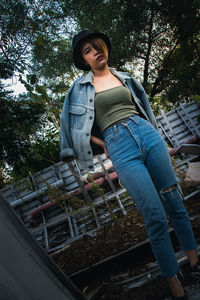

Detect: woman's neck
92,65,123,93
92,64,110,79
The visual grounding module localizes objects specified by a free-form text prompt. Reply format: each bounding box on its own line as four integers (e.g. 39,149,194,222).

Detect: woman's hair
88,38,108,57
80,38,108,67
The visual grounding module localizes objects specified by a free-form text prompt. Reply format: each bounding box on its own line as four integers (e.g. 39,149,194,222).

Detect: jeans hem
181,245,198,252
162,266,180,279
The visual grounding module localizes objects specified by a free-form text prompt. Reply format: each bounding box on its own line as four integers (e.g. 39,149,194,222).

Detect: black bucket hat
72,29,111,71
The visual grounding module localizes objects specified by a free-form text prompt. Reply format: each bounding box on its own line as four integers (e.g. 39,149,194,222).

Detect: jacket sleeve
59,86,76,162
131,77,158,130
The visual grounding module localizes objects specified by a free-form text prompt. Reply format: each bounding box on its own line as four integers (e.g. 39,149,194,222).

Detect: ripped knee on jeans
162,184,177,193
160,183,185,213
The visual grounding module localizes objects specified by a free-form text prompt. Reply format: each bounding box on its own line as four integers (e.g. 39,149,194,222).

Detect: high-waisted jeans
103,115,197,278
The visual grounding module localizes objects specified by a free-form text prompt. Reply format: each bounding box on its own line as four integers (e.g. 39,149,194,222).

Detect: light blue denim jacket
60,67,158,170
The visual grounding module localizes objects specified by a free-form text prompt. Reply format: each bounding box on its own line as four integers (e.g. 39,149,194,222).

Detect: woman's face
81,38,108,71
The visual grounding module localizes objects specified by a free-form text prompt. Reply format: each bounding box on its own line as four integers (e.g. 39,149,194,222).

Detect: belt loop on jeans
130,115,138,124
113,124,117,134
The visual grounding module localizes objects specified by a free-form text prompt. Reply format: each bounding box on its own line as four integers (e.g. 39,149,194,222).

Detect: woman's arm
90,135,109,158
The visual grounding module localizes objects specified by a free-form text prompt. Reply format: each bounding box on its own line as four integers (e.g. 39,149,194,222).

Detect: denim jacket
60,67,158,170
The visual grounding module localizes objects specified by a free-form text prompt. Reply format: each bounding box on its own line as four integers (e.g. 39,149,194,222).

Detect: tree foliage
0,0,67,183
0,0,30,78
158,36,200,103
34,0,200,99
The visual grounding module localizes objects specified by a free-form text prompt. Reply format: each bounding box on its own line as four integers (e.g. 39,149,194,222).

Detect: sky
3,74,27,95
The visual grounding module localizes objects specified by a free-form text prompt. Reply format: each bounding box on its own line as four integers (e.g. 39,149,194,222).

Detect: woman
60,30,199,299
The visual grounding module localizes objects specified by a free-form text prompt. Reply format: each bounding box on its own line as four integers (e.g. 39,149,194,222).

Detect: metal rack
1,101,200,253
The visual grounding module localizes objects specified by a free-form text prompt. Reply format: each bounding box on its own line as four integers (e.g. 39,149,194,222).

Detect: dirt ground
53,189,200,299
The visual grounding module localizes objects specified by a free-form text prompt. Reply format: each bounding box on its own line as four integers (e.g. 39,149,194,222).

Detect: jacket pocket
69,104,87,129
69,105,86,115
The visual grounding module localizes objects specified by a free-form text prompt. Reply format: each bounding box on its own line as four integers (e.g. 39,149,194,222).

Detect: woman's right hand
103,144,109,159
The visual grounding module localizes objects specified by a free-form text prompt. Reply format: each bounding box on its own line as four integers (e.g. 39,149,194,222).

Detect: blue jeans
103,115,197,278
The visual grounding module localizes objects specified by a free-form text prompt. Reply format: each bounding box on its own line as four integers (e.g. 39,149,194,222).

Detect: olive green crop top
94,86,138,132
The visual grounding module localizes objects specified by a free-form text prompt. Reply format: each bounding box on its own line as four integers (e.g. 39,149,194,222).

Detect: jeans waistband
103,115,142,136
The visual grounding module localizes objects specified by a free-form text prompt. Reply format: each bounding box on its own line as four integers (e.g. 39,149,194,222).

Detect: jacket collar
79,71,93,84
79,67,130,85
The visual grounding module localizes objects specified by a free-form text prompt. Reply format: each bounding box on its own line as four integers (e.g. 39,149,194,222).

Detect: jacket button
88,151,91,154
90,99,93,102
89,116,93,120
86,133,89,136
